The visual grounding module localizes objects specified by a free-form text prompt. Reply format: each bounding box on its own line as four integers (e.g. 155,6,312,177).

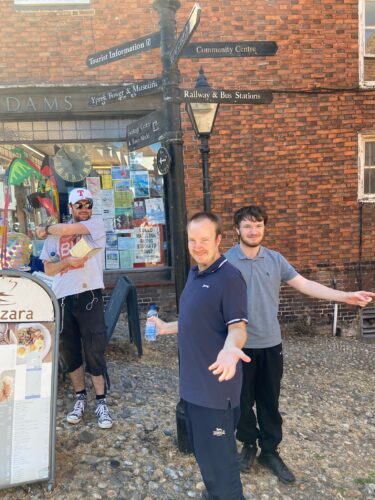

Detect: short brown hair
234,205,268,227
187,211,222,237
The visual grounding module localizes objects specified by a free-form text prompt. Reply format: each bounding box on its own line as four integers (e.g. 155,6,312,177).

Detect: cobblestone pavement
2,320,375,500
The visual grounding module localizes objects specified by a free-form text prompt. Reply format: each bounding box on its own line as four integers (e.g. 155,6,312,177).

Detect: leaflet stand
0,270,60,493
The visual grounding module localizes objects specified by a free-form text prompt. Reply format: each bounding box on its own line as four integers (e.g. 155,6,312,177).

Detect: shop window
361,0,375,86
358,134,375,201
0,141,168,272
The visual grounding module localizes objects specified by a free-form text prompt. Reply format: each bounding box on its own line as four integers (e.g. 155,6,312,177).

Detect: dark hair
234,205,268,227
187,211,222,237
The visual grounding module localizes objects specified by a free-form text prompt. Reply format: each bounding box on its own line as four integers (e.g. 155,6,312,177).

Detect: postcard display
0,270,59,492
87,164,166,271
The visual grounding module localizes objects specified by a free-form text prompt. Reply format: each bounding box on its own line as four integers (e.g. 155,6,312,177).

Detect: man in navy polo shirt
152,212,250,500
225,205,375,484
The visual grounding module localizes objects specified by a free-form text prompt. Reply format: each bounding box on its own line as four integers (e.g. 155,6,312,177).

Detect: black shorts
59,289,107,377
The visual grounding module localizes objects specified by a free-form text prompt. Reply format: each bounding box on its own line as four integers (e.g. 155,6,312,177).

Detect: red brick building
0,0,374,335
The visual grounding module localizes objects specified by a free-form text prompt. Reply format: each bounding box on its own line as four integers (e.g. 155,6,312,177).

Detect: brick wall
1,0,375,331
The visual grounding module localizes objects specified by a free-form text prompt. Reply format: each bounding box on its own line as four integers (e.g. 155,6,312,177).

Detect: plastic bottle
145,304,158,341
49,252,60,263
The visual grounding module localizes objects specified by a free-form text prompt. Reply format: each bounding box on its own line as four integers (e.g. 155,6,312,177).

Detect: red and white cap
68,188,93,205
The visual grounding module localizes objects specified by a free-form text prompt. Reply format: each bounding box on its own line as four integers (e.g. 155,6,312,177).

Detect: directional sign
181,41,278,58
169,3,201,66
126,110,166,152
87,32,161,68
156,147,172,175
181,88,273,104
88,78,163,107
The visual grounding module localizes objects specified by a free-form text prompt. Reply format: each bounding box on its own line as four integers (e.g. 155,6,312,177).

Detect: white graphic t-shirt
40,216,105,299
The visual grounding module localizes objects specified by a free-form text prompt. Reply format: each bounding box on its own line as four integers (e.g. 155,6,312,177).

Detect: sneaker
238,443,257,472
95,399,113,429
67,394,86,424
258,450,296,484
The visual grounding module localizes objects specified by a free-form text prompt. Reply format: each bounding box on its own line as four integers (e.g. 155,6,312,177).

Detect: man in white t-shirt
36,188,112,429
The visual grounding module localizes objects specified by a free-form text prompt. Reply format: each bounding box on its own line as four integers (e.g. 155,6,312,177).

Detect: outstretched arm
36,222,90,240
209,321,251,382
148,317,178,335
287,274,375,307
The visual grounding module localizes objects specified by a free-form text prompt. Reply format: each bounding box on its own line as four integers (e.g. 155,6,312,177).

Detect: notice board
0,270,59,492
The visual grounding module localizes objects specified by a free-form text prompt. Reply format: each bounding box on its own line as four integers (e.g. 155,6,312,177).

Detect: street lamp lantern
186,67,219,211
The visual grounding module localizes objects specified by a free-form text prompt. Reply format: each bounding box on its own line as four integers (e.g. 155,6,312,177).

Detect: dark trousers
236,343,283,452
184,400,244,500
59,289,108,379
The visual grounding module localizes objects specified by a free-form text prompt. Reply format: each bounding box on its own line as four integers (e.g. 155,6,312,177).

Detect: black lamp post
186,67,219,212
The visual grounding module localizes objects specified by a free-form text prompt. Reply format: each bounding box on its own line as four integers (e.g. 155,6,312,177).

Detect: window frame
358,133,375,202
359,0,375,87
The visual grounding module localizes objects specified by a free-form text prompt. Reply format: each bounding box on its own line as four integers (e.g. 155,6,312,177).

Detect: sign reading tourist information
126,110,166,152
181,41,278,58
182,89,273,104
169,3,201,66
87,32,161,68
88,78,163,107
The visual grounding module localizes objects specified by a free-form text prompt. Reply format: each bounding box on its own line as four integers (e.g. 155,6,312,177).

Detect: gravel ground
2,318,375,500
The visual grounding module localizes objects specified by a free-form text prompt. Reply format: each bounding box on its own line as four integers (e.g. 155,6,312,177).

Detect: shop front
0,86,174,304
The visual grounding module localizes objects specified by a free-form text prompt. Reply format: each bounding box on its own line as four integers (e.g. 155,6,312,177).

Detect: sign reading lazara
88,78,163,107
182,88,273,104
181,41,278,58
87,32,161,68
126,110,166,152
169,3,201,66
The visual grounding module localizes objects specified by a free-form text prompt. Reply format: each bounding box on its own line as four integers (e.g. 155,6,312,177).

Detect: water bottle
49,252,60,263
145,304,158,341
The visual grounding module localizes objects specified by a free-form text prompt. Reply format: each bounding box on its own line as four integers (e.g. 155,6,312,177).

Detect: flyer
131,171,150,198
134,226,161,264
105,232,118,249
105,250,120,269
133,200,146,220
101,189,115,218
145,198,165,225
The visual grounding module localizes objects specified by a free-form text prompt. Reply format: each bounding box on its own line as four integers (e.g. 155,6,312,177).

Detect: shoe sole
67,417,82,424
98,421,113,429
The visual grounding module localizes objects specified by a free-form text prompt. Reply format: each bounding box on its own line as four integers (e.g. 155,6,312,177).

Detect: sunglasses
73,201,93,210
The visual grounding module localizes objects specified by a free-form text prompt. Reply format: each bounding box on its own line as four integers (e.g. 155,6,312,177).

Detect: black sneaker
95,398,113,429
258,450,296,484
238,443,257,472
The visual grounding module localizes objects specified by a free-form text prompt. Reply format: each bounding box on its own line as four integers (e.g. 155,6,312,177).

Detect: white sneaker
95,399,113,429
67,394,86,424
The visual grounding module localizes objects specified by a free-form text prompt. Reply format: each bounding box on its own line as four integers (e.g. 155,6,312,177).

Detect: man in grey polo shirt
225,205,374,484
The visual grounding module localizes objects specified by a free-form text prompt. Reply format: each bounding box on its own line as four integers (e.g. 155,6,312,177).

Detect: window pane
365,29,375,55
365,142,375,165
366,1,375,26
364,167,375,194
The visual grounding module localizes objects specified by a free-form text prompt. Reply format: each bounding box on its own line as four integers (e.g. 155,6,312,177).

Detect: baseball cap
68,188,93,205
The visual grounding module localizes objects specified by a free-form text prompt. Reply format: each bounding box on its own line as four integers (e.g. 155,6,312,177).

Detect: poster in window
106,232,118,249
101,189,115,218
105,250,119,269
86,177,102,215
130,171,150,198
145,198,165,225
134,226,161,264
133,200,146,220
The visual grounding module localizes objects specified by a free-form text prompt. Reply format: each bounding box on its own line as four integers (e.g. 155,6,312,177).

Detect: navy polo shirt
178,255,248,410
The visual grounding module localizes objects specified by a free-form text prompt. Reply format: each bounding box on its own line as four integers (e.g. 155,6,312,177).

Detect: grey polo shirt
225,245,298,349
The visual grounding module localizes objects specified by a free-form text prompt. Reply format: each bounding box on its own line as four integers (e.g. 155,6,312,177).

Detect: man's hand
344,291,375,307
209,347,251,382
147,317,178,335
36,226,47,240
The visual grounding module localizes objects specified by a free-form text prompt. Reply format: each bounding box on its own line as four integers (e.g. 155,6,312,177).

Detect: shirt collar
236,244,265,260
192,255,228,277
